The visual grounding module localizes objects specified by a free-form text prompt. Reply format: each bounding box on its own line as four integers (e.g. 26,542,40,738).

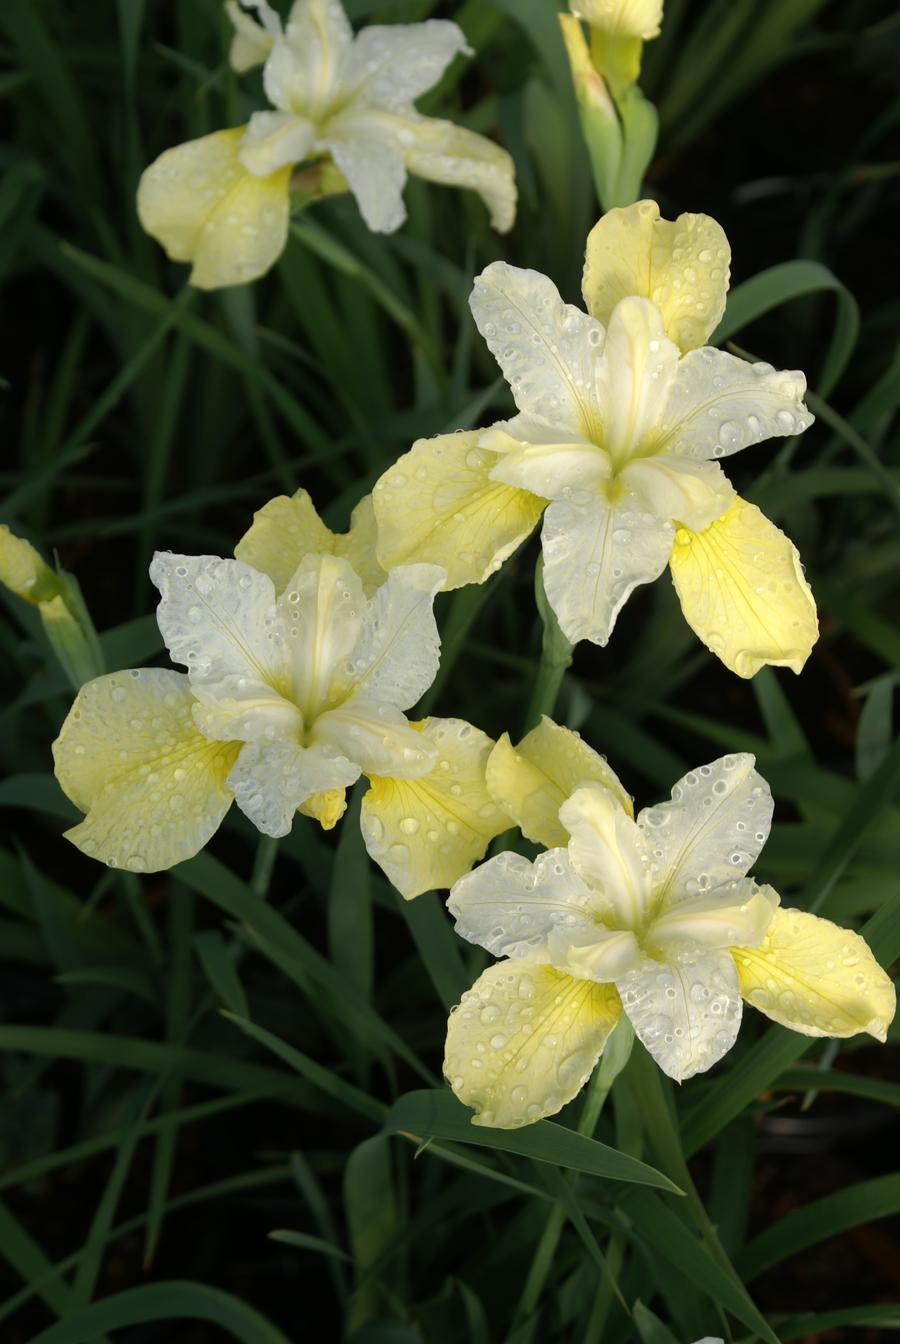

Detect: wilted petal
469,261,607,435
449,848,602,963
637,752,773,902
360,717,508,898
733,908,896,1042
582,200,729,350
53,669,238,871
150,552,291,696
337,564,444,710
618,949,742,1082
559,784,652,928
313,697,437,779
486,716,632,849
670,497,818,678
373,432,544,589
228,737,359,836
541,493,673,646
659,348,813,461
444,962,621,1128
137,129,291,289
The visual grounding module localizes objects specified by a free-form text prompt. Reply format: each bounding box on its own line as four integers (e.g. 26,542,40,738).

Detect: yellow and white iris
52,493,508,897
137,0,516,289
375,201,819,679
445,728,895,1128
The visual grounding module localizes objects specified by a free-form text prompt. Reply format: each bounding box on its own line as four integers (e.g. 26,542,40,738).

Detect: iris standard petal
469,261,607,435
336,563,445,710
276,554,365,720
559,783,652,928
637,752,773,902
150,551,291,697
582,200,729,351
485,716,633,849
658,349,813,462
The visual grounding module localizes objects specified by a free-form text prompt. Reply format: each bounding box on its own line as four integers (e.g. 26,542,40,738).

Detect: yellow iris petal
360,718,509,899
571,0,663,41
444,962,621,1128
137,128,292,290
53,669,239,872
733,908,896,1041
582,199,730,352
486,716,633,849
373,431,545,589
298,788,348,830
669,496,818,678
235,489,385,598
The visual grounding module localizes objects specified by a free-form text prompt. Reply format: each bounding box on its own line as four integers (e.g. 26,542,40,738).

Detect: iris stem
509,1018,632,1336
523,558,573,732
251,835,279,901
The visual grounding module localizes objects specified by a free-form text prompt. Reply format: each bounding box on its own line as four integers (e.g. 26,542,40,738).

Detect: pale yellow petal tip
570,0,663,40
0,525,60,605
486,717,632,849
583,198,729,351
734,908,897,1042
298,788,348,830
670,499,818,679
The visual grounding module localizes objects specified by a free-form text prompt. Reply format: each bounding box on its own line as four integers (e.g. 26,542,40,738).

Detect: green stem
509,1019,632,1334
250,835,279,901
523,559,573,732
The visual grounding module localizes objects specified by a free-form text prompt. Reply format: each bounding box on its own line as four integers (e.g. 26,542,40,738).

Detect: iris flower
52,492,508,897
137,0,516,289
374,201,819,678
445,724,895,1127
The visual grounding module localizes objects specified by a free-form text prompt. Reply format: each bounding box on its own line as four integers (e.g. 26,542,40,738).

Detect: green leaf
27,1282,292,1344
385,1090,681,1192
194,930,249,1017
713,259,859,395
221,1012,385,1125
740,1173,900,1281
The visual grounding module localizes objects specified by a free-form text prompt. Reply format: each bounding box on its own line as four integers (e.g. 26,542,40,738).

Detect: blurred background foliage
2,0,900,1340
